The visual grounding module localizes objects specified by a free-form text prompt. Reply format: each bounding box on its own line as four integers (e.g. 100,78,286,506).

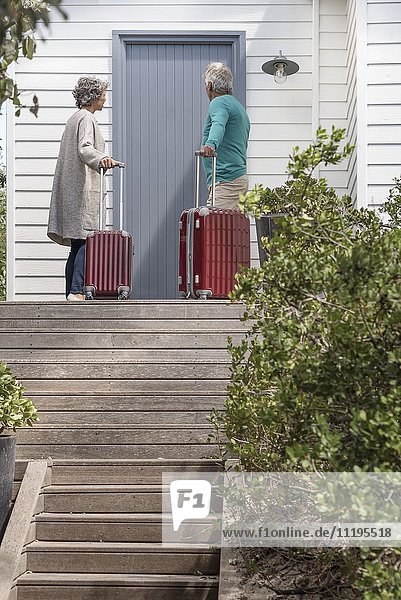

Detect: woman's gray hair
72,76,108,109
204,62,233,94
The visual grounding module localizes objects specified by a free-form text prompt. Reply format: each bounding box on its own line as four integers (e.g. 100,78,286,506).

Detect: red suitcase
83,164,133,300
178,152,250,299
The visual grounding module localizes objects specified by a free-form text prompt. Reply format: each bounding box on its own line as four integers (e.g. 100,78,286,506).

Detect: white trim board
6,65,16,301
356,0,368,208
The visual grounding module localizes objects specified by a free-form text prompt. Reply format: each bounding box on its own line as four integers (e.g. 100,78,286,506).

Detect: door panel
116,35,243,299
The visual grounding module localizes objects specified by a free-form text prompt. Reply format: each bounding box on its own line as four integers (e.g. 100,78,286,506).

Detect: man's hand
100,156,118,169
200,145,216,157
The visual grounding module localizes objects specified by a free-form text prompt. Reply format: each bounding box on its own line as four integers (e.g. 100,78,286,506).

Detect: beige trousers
208,175,249,210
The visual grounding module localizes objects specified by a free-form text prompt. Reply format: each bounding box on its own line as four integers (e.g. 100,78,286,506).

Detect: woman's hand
100,156,118,169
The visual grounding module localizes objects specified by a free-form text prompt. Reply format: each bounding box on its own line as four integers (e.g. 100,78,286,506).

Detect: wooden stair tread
36,513,165,521
16,445,219,459
0,318,245,331
43,484,180,492
50,458,222,466
22,424,213,430
2,349,231,363
17,572,219,586
27,541,218,552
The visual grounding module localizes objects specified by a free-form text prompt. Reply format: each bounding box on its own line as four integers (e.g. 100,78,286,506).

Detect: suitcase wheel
83,285,96,300
196,289,212,301
117,286,130,300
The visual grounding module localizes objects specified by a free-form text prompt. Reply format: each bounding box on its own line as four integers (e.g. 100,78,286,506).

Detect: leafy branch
0,0,67,113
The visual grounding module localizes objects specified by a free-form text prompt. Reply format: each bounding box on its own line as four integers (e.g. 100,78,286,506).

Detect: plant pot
0,434,16,540
255,213,287,266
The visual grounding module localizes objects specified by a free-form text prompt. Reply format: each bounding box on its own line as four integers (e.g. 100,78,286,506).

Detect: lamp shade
261,50,299,77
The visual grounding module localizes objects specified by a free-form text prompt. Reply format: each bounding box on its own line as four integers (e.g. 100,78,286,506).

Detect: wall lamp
261,50,299,84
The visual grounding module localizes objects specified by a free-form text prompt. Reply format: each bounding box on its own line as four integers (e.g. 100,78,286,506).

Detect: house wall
7,0,356,300
366,0,401,209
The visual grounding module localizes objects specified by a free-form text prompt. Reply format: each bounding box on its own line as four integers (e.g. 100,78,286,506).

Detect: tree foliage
211,128,401,597
0,0,67,112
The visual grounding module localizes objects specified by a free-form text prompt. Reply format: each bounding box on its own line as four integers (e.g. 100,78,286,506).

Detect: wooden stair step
47,458,223,484
0,299,244,320
17,573,219,586
17,573,219,600
49,458,222,465
16,444,219,460
16,457,221,467
35,410,217,425
19,379,228,393
42,484,172,513
25,541,220,575
26,395,226,409
35,513,214,543
42,483,220,513
36,512,165,520
17,425,214,445
0,332,242,350
0,318,245,331
10,363,230,380
1,349,230,363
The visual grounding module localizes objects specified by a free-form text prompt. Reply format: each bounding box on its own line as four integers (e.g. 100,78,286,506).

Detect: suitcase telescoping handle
194,151,216,208
99,161,125,231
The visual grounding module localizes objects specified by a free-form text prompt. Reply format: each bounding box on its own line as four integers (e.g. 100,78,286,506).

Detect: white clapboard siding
16,106,112,124
12,0,371,300
16,142,113,159
366,0,401,209
368,124,401,144
14,191,113,208
319,0,349,192
47,5,311,22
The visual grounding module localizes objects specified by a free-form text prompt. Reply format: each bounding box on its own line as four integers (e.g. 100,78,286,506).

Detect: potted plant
0,362,38,538
239,127,354,265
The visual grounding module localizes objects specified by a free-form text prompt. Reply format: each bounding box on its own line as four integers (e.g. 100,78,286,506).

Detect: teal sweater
202,94,250,186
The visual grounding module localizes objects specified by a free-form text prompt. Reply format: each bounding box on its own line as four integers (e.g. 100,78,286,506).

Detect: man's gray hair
72,76,108,109
204,62,233,94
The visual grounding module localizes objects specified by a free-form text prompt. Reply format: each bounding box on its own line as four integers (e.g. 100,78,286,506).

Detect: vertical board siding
11,0,320,298
367,1,401,209
124,41,233,298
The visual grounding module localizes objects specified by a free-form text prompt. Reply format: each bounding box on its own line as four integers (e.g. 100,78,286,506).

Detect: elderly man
200,62,250,209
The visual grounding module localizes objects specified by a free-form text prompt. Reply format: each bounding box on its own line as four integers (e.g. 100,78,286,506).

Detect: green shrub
0,362,38,433
212,128,401,597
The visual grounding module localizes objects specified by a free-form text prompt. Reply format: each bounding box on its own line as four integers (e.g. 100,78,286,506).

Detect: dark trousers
65,239,86,297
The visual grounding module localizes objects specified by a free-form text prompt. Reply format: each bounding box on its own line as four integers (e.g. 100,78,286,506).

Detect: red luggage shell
85,230,132,298
83,164,132,300
179,207,250,299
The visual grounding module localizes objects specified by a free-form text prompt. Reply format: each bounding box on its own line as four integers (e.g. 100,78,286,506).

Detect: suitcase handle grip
195,151,217,208
99,162,125,231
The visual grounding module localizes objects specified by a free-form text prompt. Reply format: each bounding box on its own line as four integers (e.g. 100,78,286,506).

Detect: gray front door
113,32,246,299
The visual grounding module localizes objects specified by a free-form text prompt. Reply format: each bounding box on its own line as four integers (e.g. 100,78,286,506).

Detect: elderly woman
47,76,117,301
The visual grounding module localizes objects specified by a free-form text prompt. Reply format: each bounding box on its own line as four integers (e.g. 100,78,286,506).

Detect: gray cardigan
47,109,108,246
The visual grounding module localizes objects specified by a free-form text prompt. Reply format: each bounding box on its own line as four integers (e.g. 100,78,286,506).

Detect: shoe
67,293,85,301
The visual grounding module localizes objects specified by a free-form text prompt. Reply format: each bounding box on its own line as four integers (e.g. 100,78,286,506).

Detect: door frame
111,30,246,228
